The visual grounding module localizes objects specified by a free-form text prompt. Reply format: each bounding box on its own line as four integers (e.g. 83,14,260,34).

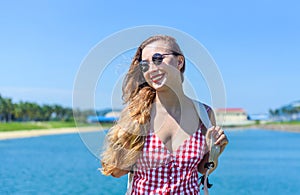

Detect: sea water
1,129,300,195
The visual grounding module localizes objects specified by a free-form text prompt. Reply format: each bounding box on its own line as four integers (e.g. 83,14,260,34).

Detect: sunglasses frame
139,52,182,73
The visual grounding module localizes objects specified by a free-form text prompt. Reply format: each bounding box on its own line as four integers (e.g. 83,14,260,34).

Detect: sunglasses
139,52,182,73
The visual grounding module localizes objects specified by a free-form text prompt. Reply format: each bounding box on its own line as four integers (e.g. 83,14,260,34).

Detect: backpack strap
192,100,212,133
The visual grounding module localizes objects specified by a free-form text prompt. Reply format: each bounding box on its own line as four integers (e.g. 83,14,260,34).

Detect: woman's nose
148,62,159,71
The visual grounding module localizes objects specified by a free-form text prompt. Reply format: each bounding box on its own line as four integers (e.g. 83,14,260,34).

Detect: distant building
87,109,121,123
215,108,254,126
271,100,300,121
248,113,270,123
105,111,120,118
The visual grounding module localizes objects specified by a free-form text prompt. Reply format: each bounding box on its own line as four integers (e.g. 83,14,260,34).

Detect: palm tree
0,94,77,122
41,104,54,121
52,104,64,121
0,94,4,121
0,96,14,122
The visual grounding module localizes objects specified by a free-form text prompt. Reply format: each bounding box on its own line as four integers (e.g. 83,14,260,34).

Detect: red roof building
215,108,253,126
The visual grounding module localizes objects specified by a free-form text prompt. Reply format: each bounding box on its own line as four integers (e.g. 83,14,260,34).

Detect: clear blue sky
0,0,299,114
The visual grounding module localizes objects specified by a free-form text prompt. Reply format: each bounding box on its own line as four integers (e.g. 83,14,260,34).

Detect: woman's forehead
143,41,172,51
142,45,171,57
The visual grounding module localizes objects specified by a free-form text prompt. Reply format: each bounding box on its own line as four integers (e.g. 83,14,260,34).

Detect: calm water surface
1,129,300,194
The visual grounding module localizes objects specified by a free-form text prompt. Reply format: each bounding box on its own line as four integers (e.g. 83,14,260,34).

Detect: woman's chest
136,129,206,170
151,112,200,153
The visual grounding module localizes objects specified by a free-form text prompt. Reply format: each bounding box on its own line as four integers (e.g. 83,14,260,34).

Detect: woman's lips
150,73,165,83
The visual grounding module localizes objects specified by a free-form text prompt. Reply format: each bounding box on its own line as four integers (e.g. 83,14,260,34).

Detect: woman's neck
155,86,187,115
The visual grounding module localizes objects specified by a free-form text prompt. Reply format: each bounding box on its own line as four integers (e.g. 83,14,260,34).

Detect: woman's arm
208,108,228,155
197,107,215,174
198,107,226,175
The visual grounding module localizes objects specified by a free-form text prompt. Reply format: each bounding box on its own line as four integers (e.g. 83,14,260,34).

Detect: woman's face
140,41,183,91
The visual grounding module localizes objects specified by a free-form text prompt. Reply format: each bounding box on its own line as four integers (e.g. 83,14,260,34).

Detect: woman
101,35,228,194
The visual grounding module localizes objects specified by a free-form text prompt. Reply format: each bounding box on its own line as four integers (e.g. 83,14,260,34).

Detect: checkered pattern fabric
130,123,207,194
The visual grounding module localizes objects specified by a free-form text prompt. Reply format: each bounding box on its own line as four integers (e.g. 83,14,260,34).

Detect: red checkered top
130,122,207,194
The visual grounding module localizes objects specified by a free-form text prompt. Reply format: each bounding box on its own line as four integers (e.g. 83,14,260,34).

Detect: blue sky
0,0,299,114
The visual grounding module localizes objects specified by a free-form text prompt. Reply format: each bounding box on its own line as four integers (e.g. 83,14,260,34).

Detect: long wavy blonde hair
101,35,185,175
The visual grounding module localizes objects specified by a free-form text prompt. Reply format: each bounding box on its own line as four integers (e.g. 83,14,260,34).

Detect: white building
215,108,254,126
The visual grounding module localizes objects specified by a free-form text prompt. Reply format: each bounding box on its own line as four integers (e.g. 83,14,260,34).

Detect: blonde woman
101,35,228,194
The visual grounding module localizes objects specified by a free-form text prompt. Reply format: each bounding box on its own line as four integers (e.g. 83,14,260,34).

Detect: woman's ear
177,55,184,71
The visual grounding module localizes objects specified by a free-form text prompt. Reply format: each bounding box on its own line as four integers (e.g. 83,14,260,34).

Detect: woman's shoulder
190,99,216,127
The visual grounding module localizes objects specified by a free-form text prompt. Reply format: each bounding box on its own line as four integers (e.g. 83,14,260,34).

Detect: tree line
269,104,300,116
0,94,74,122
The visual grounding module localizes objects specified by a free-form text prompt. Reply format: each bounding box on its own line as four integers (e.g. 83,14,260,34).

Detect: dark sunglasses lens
152,53,163,65
139,61,149,72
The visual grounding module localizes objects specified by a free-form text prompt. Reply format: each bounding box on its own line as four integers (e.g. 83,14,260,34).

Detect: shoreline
1,124,299,141
0,126,102,140
226,124,300,133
